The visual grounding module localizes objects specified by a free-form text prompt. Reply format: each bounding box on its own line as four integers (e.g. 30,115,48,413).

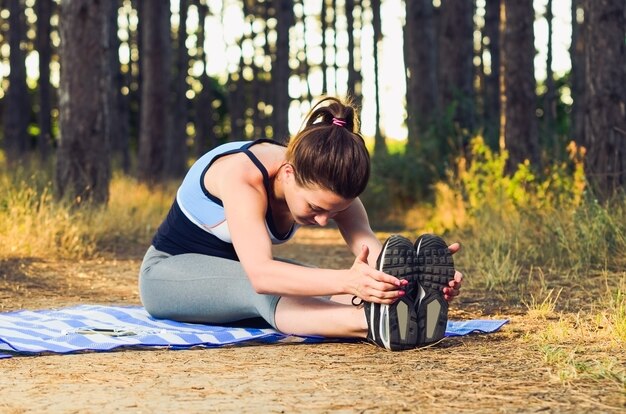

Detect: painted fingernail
398,290,405,296
401,280,409,286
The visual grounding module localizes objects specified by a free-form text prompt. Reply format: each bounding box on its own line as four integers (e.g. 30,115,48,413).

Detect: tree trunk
483,0,500,149
130,0,143,154
499,0,540,171
56,0,112,205
331,0,338,94
228,3,249,142
4,0,30,161
273,0,294,143
118,2,135,174
107,0,129,172
320,0,328,95
582,0,626,197
404,0,438,150
193,0,217,156
570,0,586,146
137,0,172,184
345,0,362,104
371,0,386,156
167,0,189,178
251,5,266,139
544,0,557,159
36,0,53,160
438,0,475,148
299,0,313,102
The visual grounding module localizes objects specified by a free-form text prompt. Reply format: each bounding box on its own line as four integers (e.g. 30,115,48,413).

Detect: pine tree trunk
4,0,30,161
404,0,438,150
499,0,540,171
438,0,475,147
345,0,362,102
107,0,129,172
582,0,626,197
371,0,386,156
36,0,53,160
137,0,171,184
167,0,189,178
131,0,143,152
119,3,135,174
56,0,112,205
331,0,338,94
273,0,294,143
321,0,328,95
298,0,313,102
570,0,586,146
483,0,500,149
193,0,217,156
544,0,557,159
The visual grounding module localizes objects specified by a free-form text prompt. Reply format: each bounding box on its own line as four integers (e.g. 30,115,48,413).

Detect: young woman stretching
139,97,463,351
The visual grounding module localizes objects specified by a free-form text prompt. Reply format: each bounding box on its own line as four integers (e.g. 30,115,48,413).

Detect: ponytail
286,97,370,199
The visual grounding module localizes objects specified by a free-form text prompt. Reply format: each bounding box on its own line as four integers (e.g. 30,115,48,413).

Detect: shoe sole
371,236,419,351
414,235,455,346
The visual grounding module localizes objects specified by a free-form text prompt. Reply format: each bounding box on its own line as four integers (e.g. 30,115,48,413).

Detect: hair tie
332,117,347,127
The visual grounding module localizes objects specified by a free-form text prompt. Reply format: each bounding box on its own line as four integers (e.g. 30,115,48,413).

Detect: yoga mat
0,305,508,358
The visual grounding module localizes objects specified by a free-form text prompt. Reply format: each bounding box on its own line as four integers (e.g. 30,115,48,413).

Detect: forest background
1,0,624,271
0,0,625,409
1,0,625,206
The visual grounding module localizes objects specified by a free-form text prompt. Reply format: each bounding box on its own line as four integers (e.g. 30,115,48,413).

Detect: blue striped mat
0,305,508,358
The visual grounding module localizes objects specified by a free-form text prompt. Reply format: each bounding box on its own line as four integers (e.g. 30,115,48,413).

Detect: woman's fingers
449,271,463,288
444,271,463,302
360,264,406,288
444,245,463,302
366,274,404,294
448,242,461,255
352,267,407,304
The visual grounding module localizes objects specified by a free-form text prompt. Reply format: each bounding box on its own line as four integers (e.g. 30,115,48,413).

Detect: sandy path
1,229,624,413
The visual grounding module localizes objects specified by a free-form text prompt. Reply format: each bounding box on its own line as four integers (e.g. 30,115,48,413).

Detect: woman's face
284,175,353,227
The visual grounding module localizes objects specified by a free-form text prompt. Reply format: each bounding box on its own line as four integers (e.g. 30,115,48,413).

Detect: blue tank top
152,139,298,261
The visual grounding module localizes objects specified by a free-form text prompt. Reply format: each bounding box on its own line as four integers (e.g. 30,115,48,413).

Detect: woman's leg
139,246,280,326
274,296,368,338
329,294,357,305
272,258,368,337
140,246,368,338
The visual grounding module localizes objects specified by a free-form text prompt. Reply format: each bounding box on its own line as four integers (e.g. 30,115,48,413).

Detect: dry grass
0,169,174,259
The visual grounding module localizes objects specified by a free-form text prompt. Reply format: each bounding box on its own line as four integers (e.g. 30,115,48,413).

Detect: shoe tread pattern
379,237,418,279
415,238,455,291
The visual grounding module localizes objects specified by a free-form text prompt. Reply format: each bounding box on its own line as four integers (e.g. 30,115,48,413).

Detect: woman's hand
444,242,464,302
347,245,408,305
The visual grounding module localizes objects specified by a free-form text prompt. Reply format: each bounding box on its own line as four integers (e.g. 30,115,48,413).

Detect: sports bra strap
240,148,270,186
198,139,294,240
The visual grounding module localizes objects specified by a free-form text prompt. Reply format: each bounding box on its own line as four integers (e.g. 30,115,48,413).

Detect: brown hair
285,97,370,199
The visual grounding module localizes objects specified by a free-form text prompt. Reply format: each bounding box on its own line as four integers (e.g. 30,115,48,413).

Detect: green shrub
426,137,625,288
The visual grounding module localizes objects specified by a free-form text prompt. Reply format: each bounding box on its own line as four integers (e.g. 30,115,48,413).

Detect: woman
139,97,463,351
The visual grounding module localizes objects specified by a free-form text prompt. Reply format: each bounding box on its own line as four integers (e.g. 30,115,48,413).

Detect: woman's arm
334,198,382,267
217,160,403,303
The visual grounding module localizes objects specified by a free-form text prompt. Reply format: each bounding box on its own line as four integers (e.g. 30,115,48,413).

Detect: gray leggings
139,246,282,328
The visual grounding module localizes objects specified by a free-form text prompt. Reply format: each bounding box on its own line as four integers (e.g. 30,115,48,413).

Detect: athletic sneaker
364,235,420,351
413,234,456,346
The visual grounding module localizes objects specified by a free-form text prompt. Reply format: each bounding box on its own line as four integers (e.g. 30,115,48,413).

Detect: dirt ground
0,228,624,413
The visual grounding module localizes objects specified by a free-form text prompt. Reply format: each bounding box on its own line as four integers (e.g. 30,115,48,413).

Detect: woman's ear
282,163,294,181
